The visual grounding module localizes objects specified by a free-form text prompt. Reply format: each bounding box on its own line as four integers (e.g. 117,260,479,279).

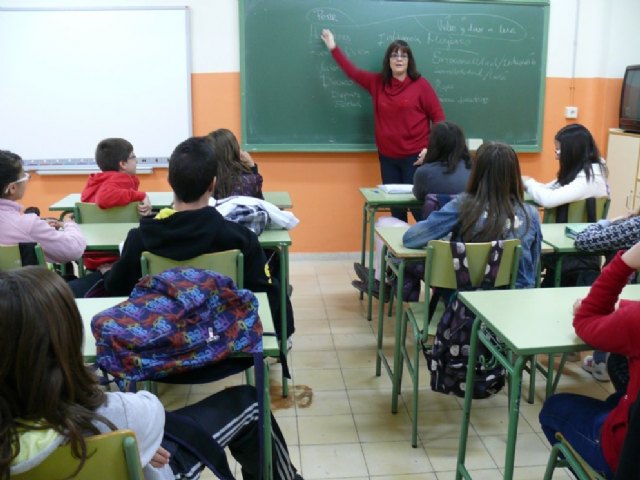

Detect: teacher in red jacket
321,28,445,221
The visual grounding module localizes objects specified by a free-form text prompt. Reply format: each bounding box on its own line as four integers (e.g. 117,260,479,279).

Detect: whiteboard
0,8,192,161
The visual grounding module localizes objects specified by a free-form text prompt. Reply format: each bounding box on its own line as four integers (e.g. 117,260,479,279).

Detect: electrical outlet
565,106,579,119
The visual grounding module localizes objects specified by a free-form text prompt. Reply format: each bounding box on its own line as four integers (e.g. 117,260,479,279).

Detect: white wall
2,0,638,78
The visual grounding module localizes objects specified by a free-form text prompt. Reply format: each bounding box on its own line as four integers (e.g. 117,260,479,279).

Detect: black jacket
103,207,287,334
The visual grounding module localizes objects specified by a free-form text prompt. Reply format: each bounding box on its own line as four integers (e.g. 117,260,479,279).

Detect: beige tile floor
158,257,616,480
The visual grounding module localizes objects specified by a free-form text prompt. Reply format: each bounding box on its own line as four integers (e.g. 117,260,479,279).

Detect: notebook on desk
565,223,592,239
376,184,413,194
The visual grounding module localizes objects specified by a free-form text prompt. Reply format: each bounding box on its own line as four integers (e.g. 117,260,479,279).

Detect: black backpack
424,241,506,399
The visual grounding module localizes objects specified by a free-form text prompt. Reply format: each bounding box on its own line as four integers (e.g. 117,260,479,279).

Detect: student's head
168,136,218,203
459,142,527,241
95,138,136,174
424,121,471,173
381,39,421,84
0,267,108,477
205,129,247,199
0,150,29,200
554,124,602,185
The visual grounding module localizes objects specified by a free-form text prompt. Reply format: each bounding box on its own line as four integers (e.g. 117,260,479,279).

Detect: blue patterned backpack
91,267,264,387
424,241,507,399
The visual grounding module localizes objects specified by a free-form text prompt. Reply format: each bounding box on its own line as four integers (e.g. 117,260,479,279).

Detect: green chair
74,201,140,224
542,197,610,223
139,249,276,479
543,432,605,480
12,429,144,480
396,239,521,447
0,243,46,271
140,249,244,287
139,249,245,392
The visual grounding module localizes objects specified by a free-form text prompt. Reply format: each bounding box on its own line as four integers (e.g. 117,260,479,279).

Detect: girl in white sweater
523,124,609,207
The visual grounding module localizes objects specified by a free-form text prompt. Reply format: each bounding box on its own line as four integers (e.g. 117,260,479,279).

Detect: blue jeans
539,392,621,478
378,152,421,222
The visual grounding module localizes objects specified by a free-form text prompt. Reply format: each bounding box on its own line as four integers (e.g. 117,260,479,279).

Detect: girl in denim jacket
403,142,542,288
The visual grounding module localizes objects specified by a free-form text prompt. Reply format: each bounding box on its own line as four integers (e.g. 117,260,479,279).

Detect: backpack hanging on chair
424,241,507,399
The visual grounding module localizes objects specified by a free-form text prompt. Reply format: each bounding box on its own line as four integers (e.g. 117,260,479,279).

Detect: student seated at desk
0,266,303,480
352,120,471,299
205,128,264,200
80,138,152,271
0,150,86,265
76,136,295,341
522,124,609,208
539,240,640,479
403,142,542,289
524,124,610,287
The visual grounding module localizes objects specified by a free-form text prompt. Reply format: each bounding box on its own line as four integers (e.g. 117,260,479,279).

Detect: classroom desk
540,223,598,287
455,285,640,480
78,292,279,479
50,191,293,218
77,223,293,397
359,188,421,321
374,226,427,413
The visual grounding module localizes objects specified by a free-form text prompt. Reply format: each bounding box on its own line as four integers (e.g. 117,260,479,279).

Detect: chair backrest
542,197,610,223
424,239,522,291
11,429,144,480
74,202,140,224
0,243,46,271
140,250,244,288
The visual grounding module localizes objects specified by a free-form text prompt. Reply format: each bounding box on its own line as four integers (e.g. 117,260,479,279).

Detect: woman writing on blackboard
321,28,445,222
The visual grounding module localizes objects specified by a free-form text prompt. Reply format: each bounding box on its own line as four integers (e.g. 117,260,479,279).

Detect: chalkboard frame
240,0,550,152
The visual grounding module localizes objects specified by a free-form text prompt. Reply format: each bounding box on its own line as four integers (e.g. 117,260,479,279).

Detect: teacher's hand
321,29,336,50
413,148,427,166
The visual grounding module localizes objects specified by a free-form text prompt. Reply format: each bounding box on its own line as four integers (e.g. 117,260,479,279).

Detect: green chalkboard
240,0,549,152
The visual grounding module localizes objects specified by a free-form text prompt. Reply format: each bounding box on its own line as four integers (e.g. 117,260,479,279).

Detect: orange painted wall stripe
23,74,622,252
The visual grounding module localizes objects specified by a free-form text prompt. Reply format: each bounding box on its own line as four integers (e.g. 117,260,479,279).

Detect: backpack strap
478,241,506,290
448,241,505,292
585,197,597,223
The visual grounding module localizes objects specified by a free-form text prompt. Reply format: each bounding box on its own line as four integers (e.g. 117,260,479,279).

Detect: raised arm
320,29,378,92
320,29,336,50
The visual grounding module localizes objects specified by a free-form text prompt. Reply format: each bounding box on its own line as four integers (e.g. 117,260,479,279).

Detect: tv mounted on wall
620,65,640,133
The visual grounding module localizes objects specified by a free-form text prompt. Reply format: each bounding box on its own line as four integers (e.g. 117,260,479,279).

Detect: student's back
404,142,542,289
523,123,609,208
412,120,472,202
81,138,149,210
0,150,85,264
80,138,150,271
206,128,264,200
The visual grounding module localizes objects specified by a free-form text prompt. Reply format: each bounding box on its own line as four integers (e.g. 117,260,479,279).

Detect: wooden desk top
360,187,420,206
460,285,640,355
541,223,592,253
77,223,291,251
50,191,292,211
375,226,427,259
79,292,278,360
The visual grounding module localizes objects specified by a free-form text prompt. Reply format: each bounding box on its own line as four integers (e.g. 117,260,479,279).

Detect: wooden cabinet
606,129,640,218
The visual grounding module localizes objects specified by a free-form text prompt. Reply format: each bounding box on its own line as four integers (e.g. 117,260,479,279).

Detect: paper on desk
376,184,413,194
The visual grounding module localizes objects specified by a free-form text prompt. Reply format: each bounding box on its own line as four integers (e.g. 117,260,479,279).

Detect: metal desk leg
456,317,481,480
375,245,389,377
366,206,379,321
390,259,405,414
263,361,273,480
503,355,528,480
360,203,368,300
280,244,289,398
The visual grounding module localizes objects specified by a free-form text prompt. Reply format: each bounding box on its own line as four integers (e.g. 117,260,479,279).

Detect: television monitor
620,65,640,133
